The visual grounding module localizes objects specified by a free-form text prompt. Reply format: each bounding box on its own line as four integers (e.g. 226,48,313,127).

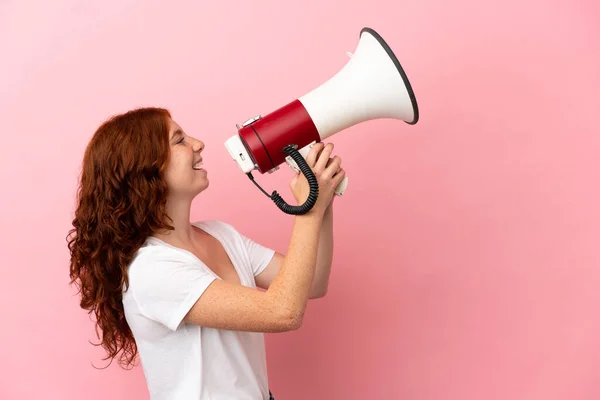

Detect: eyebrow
170,129,183,140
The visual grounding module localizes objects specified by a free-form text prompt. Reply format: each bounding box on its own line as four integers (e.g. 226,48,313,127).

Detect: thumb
289,173,299,187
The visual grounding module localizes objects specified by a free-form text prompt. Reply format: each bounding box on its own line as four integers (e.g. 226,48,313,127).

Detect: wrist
323,202,334,217
295,211,324,225
325,202,333,214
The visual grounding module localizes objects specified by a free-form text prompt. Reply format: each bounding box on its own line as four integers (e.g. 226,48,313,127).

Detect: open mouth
193,160,203,170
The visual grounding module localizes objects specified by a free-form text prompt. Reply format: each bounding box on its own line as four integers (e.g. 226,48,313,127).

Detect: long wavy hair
67,107,175,368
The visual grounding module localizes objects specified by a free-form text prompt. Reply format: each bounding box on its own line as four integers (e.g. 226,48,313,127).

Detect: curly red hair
67,107,175,368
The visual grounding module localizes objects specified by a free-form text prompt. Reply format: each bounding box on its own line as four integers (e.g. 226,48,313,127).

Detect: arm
254,204,334,298
311,204,334,297
183,213,323,333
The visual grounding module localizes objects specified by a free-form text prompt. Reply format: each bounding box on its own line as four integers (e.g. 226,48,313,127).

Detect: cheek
169,151,190,169
164,153,190,180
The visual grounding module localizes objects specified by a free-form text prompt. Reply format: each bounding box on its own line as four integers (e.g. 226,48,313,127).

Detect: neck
154,195,196,247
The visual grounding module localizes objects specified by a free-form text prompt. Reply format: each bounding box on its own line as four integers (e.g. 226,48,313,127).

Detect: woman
67,107,345,399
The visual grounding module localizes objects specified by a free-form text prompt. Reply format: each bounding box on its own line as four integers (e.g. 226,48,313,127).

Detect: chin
195,179,209,194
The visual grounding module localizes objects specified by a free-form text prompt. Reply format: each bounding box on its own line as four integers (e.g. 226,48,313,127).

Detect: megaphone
225,27,419,215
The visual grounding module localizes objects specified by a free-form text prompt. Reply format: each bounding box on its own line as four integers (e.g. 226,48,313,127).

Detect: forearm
311,207,334,296
265,213,323,324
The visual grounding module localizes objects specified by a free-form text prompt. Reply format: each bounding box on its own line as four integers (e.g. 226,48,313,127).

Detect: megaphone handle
286,143,348,196
335,176,348,196
268,145,320,215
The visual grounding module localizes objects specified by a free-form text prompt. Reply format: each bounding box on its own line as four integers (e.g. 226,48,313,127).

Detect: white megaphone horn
225,27,419,215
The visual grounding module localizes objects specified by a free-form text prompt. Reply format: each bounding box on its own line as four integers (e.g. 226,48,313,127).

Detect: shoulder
193,219,242,239
126,238,198,285
129,237,184,266
196,218,235,230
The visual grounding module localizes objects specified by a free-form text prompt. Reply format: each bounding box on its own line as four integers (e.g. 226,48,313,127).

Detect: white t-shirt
122,220,276,400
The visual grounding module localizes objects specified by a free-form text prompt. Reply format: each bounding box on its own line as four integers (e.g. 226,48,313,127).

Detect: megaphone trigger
285,141,313,173
285,156,301,174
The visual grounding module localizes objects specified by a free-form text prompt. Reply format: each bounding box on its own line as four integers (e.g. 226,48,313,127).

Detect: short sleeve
129,253,217,331
199,220,276,277
238,233,276,276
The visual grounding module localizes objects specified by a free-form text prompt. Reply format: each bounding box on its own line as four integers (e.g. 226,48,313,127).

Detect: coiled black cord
246,144,319,215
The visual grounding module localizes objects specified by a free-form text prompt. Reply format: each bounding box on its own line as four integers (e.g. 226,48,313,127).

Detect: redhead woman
67,107,344,399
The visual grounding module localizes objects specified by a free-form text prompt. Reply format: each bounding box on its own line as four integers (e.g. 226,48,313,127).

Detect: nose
192,137,204,152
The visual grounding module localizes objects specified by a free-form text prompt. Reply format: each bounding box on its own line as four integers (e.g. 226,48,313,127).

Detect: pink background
1,0,599,399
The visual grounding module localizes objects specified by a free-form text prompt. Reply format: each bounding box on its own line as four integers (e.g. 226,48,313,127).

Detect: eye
177,136,185,145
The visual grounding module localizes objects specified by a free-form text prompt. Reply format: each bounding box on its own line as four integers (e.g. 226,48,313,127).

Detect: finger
315,143,334,171
326,155,342,169
333,167,346,184
322,156,341,178
324,157,334,169
305,142,324,167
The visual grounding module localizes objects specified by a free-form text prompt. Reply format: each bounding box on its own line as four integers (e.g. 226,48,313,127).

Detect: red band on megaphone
238,99,320,174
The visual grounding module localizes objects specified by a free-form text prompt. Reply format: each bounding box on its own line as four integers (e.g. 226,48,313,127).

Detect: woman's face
162,118,208,199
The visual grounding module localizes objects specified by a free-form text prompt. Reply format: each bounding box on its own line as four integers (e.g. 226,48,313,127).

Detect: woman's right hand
289,142,345,218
